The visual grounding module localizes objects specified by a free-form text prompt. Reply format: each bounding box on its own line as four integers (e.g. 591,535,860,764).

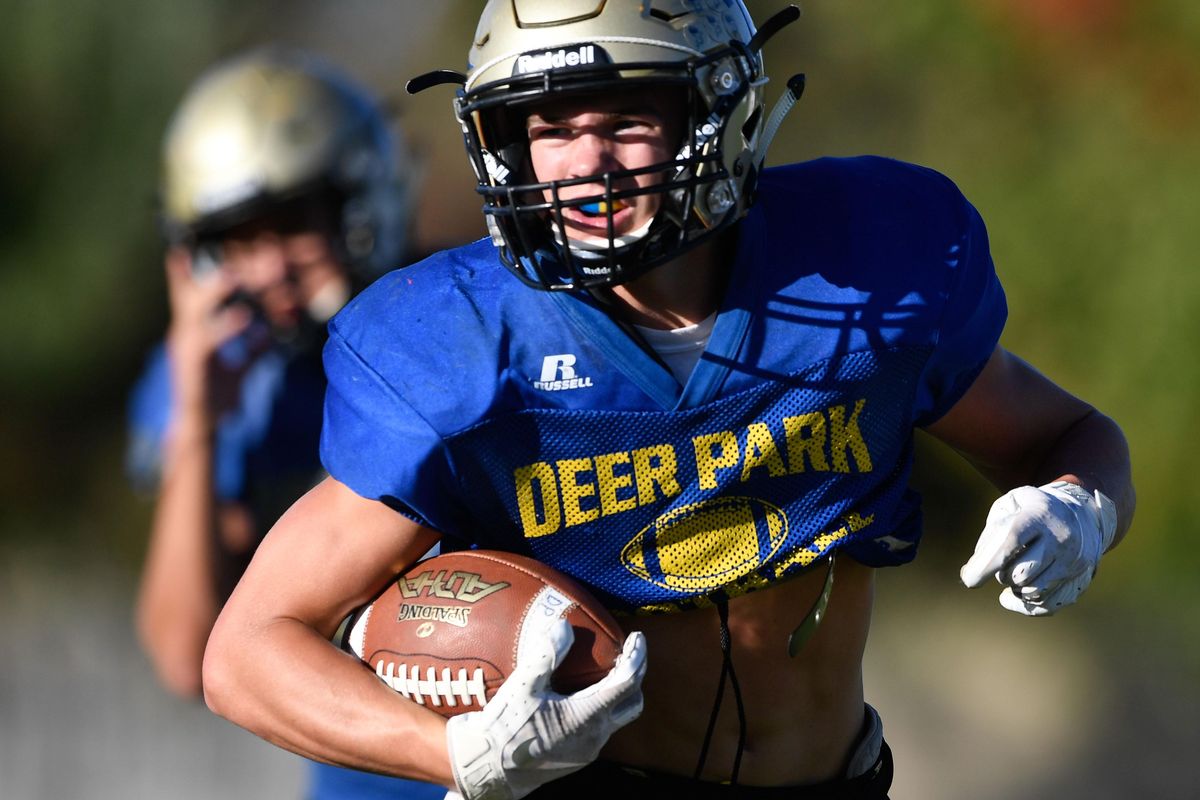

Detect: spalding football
344,549,624,717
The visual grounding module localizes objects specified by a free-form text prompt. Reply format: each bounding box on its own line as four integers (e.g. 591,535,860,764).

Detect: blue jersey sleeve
126,344,171,493
913,185,1008,426
320,320,457,529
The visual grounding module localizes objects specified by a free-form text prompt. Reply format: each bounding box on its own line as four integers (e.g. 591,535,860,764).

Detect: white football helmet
410,0,803,291
161,47,412,279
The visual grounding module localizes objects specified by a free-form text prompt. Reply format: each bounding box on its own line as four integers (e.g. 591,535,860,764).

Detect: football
344,549,624,717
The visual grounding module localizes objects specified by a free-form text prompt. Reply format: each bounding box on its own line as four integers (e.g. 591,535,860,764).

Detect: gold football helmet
410,0,802,290
161,47,411,277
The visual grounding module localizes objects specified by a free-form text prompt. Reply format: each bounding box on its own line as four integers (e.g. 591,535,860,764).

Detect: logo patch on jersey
620,496,789,592
533,354,594,392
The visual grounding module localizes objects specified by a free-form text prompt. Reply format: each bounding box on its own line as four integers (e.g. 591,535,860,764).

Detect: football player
128,47,447,799
202,4,1135,799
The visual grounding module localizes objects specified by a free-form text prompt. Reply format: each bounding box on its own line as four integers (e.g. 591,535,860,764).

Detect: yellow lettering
773,512,875,577
783,412,829,473
632,444,681,504
693,431,739,490
844,511,875,532
828,399,873,473
595,451,637,517
514,462,561,538
557,458,599,527
741,422,787,482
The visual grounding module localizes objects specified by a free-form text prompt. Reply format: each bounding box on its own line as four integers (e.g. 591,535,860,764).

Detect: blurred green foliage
769,0,1200,660
0,0,245,563
0,0,1195,657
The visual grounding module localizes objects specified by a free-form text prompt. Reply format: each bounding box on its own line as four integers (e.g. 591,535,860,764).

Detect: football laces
375,660,489,709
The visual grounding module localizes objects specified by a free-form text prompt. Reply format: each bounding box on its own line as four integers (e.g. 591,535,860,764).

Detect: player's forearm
135,413,220,697
1029,408,1134,548
203,612,455,786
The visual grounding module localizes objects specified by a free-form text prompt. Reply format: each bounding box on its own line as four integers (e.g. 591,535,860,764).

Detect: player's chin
260,303,302,332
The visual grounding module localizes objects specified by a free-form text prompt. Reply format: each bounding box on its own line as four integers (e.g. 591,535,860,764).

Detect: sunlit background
1,1,1196,797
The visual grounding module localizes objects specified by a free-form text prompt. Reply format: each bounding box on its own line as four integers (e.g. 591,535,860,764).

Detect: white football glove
960,481,1118,616
444,609,647,800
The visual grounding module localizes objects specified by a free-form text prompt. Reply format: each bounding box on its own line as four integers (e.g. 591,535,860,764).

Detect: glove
960,481,1118,616
444,615,647,800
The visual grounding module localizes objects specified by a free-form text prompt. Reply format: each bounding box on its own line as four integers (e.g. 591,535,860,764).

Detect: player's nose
242,233,290,289
568,131,621,178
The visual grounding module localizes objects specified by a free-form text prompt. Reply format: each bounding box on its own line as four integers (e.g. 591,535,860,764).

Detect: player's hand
444,617,646,800
164,247,256,415
960,481,1118,616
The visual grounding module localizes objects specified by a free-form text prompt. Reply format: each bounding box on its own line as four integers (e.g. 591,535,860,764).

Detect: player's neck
605,235,731,330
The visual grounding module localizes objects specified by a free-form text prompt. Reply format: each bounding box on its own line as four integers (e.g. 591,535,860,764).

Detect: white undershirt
632,312,717,386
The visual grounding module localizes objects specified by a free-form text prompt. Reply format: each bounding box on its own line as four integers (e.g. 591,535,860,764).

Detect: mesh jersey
322,156,1007,614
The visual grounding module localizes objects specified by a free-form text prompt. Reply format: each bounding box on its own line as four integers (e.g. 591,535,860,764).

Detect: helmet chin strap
752,73,806,168
553,217,655,255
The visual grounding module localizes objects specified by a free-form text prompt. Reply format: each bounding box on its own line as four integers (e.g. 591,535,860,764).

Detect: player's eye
612,113,661,134
528,123,571,141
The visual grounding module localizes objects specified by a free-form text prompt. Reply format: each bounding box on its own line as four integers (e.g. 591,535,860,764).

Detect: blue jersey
321,156,1007,614
127,335,328,509
127,333,446,800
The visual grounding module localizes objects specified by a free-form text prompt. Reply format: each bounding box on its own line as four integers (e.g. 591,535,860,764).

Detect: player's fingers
960,489,1044,588
1005,535,1054,588
485,623,566,718
210,304,254,344
960,521,1026,588
194,269,240,309
514,616,573,689
998,587,1052,616
608,632,647,725
1033,573,1090,613
611,631,648,687
164,248,201,307
573,632,646,724
164,247,192,285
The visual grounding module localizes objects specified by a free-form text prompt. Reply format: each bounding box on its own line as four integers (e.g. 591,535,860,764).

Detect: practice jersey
322,156,1007,614
128,334,330,599
127,335,328,509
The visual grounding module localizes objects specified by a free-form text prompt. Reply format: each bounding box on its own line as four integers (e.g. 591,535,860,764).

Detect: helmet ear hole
741,105,763,145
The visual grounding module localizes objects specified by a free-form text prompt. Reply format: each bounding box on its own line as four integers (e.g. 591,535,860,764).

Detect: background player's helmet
454,0,768,291
160,47,411,279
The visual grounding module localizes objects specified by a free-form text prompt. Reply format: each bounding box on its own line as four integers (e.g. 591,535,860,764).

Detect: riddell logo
514,44,598,75
534,354,594,391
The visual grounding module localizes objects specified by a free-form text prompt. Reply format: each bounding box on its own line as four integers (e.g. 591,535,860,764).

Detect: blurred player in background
127,47,445,799
202,3,1135,798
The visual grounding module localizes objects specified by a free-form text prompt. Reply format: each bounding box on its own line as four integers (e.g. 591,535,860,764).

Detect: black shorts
525,707,893,799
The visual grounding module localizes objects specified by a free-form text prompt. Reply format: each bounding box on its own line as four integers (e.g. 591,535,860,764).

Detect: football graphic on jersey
344,550,624,717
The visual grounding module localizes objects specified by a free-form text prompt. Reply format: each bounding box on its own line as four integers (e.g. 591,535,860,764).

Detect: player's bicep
923,346,1094,489
225,475,440,639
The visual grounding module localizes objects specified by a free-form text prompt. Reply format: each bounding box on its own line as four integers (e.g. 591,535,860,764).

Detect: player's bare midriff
601,557,875,786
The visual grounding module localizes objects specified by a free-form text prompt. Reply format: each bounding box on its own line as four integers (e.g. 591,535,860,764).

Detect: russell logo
534,354,594,392
512,44,609,76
